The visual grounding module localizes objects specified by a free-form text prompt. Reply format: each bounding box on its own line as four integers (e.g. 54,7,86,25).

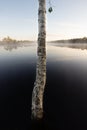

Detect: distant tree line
0,36,33,44
53,37,87,43
2,36,17,43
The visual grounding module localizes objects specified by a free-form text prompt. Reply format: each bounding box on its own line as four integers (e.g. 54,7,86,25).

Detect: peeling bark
31,0,46,119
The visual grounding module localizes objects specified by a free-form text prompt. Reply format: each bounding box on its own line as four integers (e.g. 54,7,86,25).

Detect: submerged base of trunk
31,108,43,120
31,114,51,130
31,119,45,130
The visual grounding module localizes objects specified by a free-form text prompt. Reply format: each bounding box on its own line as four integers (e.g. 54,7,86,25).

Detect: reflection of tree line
67,44,87,50
3,43,18,51
2,43,33,51
3,43,87,51
53,43,87,50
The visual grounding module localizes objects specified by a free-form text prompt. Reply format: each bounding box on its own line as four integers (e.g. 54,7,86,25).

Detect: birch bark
31,0,46,119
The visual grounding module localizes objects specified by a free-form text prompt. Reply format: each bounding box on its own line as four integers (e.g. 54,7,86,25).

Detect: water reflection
49,43,87,50
4,44,18,51
0,43,87,129
0,42,35,51
1,42,87,51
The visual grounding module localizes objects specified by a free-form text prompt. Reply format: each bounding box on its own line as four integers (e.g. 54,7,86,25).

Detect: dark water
0,43,87,129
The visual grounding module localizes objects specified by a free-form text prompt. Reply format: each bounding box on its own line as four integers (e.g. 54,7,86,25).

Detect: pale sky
0,0,87,41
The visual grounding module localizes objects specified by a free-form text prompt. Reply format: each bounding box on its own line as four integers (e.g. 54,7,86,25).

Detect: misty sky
0,0,87,41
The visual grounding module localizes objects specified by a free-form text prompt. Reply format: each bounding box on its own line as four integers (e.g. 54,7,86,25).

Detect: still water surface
0,43,87,129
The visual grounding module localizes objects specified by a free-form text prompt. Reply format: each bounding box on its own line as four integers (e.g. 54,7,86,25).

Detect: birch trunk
31,0,46,119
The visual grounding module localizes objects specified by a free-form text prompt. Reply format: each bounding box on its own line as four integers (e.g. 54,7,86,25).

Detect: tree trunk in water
31,0,46,119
